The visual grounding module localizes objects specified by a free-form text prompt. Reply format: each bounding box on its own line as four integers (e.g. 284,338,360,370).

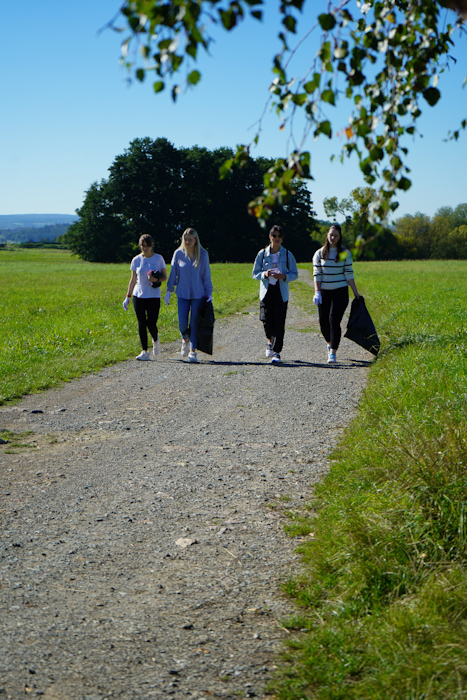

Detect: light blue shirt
167,248,213,299
252,245,298,301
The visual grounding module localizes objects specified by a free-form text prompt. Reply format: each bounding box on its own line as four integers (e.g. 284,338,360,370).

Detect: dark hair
322,225,344,260
269,224,284,237
138,234,154,249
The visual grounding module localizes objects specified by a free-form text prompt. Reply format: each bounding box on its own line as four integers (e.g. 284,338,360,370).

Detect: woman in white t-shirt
312,224,360,364
122,234,167,361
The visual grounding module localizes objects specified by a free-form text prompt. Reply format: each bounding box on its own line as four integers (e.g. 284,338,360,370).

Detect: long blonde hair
179,227,202,267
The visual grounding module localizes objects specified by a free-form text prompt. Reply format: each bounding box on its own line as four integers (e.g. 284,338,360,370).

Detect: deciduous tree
64,138,319,262
112,0,466,244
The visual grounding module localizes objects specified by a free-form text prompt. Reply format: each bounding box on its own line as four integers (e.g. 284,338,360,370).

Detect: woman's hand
268,269,285,279
164,292,172,305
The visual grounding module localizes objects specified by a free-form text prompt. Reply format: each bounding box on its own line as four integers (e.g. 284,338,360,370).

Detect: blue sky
1,1,466,222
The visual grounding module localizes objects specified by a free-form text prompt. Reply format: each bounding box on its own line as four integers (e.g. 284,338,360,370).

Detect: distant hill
0,214,77,230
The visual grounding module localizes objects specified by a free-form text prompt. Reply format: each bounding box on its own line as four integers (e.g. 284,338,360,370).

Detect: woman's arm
312,250,322,291
126,270,137,297
252,250,266,280
166,254,178,292
284,250,298,283
149,266,167,284
201,251,213,297
348,278,360,298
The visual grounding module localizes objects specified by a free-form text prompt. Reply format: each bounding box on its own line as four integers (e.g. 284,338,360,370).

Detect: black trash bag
197,297,215,355
150,270,162,288
344,296,380,356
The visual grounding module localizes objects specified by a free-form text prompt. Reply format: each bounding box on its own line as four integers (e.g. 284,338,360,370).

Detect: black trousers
318,286,349,350
260,283,288,353
133,296,160,351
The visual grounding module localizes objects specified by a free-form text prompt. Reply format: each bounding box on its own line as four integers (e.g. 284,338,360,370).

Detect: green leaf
153,81,164,93
187,70,201,85
282,15,297,32
219,159,233,179
315,120,332,138
220,8,237,30
319,41,331,63
423,87,441,106
136,68,145,82
321,89,335,105
318,13,336,31
292,93,307,106
397,176,412,191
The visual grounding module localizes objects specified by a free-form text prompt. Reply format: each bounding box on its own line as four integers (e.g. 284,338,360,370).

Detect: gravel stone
0,271,371,699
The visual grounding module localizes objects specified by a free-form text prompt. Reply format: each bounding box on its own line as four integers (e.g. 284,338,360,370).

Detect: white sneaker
188,351,198,363
266,342,274,358
327,352,337,364
271,353,281,364
152,338,161,356
181,340,190,357
136,350,150,361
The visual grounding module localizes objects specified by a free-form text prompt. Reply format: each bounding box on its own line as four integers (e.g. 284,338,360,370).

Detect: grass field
0,248,257,404
273,260,467,700
2,250,467,698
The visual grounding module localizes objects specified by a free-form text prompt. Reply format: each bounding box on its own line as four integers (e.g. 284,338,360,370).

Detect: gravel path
0,272,371,700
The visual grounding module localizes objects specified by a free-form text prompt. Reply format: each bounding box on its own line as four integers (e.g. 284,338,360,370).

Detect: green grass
1,248,256,404
273,260,467,700
3,251,467,697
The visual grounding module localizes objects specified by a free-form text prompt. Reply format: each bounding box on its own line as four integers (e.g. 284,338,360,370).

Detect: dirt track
0,277,371,699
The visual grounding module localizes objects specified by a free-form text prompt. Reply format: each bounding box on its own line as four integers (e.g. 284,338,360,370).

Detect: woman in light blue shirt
165,228,213,363
252,225,298,364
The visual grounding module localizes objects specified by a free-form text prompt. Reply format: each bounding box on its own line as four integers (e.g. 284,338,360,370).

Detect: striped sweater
312,247,355,290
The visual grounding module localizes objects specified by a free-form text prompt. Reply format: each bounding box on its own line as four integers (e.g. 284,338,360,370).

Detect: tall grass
1,248,256,404
274,261,467,699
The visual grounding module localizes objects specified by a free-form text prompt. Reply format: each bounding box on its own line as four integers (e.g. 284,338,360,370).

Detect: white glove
122,296,130,311
164,291,172,305
313,291,322,306
206,296,213,303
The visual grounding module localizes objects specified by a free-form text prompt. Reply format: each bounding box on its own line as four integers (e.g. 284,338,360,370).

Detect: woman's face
327,227,341,247
184,233,197,249
140,242,153,257
269,231,283,249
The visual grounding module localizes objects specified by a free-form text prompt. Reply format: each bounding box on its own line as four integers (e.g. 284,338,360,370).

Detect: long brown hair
321,224,345,260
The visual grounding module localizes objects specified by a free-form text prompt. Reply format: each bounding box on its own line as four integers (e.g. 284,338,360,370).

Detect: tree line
323,188,467,260
0,223,70,245
63,137,320,264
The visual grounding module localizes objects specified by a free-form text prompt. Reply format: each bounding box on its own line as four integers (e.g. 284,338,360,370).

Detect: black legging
260,283,288,353
318,286,349,350
133,296,160,351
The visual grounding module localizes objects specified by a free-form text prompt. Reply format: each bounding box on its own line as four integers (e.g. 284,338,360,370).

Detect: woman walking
312,224,360,364
123,234,167,361
165,228,213,364
252,224,298,364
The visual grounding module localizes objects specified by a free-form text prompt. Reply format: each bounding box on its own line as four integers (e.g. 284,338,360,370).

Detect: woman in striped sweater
312,224,360,364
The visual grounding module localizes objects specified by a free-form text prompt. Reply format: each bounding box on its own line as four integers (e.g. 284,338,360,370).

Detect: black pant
133,296,160,351
260,283,288,353
318,286,349,350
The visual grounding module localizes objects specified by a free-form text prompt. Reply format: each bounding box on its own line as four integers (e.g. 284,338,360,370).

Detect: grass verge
273,261,467,699
1,248,257,404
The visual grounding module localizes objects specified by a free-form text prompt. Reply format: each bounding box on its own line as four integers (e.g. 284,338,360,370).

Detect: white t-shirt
268,252,280,285
130,253,166,299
